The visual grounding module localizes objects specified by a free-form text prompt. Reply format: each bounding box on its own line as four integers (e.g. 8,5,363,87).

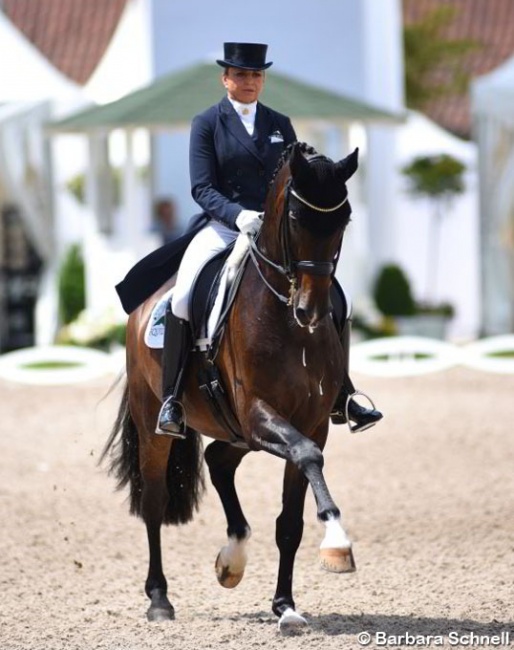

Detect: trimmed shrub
58,244,85,325
373,264,417,317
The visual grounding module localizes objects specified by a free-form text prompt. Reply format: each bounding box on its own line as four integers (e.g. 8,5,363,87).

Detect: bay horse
102,142,359,632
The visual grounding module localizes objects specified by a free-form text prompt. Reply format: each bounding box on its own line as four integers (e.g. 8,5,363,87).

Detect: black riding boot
156,305,192,438
330,318,383,432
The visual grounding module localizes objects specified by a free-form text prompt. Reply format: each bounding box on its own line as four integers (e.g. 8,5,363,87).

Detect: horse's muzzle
293,275,332,328
295,306,332,329
294,295,332,328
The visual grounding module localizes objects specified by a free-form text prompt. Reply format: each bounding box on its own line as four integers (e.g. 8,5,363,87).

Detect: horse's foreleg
319,515,355,573
140,438,175,622
247,399,339,521
204,441,251,588
246,400,354,626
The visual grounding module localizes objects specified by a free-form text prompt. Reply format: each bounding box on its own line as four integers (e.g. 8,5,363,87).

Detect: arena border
351,335,514,377
0,336,513,385
0,346,124,385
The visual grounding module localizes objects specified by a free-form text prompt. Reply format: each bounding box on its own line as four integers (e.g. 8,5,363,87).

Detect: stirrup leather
345,390,378,434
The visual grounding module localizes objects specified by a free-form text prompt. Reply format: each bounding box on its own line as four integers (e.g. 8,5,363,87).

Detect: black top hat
216,43,273,70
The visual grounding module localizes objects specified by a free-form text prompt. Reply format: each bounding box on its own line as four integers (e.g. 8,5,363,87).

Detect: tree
403,6,479,111
402,154,466,304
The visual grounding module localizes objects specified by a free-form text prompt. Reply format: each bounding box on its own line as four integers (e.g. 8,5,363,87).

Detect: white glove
235,210,262,236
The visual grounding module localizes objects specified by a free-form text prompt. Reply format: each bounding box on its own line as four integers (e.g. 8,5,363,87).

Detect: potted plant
372,263,454,339
400,152,464,334
372,264,416,335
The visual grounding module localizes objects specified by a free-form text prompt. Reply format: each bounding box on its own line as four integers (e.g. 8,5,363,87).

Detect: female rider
155,42,383,437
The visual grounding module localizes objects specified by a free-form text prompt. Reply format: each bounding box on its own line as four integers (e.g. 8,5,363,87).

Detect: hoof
319,546,356,573
146,605,175,622
278,608,308,634
147,588,175,622
215,551,244,589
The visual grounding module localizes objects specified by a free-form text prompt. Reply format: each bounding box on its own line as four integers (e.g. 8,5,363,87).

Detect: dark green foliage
352,314,395,339
403,6,479,111
105,322,126,346
402,154,466,199
58,244,85,325
373,264,417,317
85,322,127,351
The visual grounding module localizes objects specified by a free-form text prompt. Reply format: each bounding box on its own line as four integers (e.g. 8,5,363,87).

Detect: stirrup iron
345,390,378,434
155,398,187,439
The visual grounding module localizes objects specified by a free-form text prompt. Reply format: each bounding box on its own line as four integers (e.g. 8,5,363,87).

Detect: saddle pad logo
144,289,173,349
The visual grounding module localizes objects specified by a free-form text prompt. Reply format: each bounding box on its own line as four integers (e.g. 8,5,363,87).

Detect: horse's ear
335,148,359,181
289,142,311,184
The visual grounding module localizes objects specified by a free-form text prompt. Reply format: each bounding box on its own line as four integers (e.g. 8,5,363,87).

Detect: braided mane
269,141,318,186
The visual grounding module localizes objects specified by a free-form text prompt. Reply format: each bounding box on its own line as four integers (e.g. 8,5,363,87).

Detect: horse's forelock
293,154,350,237
295,156,348,207
269,142,318,188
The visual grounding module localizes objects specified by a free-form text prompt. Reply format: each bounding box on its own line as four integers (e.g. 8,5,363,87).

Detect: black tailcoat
115,96,296,314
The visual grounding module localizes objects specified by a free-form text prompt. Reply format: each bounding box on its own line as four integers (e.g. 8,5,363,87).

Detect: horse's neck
259,190,285,262
259,219,281,261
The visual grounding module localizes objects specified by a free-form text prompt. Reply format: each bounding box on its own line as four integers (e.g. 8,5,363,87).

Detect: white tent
0,10,83,257
0,11,86,345
472,56,514,335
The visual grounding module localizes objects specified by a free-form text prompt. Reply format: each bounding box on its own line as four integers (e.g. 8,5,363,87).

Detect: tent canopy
471,54,514,333
48,63,404,133
473,54,514,128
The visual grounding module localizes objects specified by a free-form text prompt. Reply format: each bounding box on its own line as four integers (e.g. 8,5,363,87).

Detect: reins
248,174,347,306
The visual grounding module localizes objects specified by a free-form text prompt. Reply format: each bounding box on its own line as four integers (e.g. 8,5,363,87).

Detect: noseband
248,173,348,305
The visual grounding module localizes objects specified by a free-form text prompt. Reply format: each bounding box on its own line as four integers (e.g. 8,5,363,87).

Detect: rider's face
222,67,265,104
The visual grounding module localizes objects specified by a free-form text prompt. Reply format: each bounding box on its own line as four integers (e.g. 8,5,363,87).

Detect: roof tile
2,0,128,85
403,0,514,138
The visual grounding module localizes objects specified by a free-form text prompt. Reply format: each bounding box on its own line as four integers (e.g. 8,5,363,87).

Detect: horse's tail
164,426,205,525
100,381,205,525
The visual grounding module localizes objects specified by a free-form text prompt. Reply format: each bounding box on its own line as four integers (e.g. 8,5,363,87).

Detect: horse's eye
288,210,298,221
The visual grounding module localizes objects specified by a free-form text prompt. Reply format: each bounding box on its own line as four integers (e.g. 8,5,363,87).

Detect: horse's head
261,142,358,328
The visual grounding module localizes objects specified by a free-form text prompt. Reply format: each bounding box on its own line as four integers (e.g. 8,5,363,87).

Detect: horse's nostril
295,307,311,326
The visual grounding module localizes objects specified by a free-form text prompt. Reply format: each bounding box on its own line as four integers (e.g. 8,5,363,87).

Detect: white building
1,0,490,346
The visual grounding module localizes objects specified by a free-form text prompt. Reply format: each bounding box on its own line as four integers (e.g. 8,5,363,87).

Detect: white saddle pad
144,234,250,350
144,280,229,351
144,287,173,348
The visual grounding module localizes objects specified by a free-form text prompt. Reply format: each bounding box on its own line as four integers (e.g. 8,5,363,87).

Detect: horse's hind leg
140,435,176,621
204,441,251,588
130,386,176,622
273,460,309,631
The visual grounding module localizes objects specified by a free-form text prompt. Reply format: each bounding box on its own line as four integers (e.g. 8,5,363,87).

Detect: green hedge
58,244,86,325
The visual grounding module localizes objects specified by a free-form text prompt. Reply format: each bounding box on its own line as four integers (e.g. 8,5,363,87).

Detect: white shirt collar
227,97,257,120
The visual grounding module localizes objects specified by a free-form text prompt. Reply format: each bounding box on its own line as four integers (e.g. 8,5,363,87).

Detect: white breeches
172,221,238,321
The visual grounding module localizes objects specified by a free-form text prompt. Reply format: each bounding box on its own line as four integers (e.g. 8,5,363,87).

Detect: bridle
247,168,348,305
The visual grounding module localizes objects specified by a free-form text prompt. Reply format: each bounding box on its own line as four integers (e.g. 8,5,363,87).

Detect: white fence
0,336,513,385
